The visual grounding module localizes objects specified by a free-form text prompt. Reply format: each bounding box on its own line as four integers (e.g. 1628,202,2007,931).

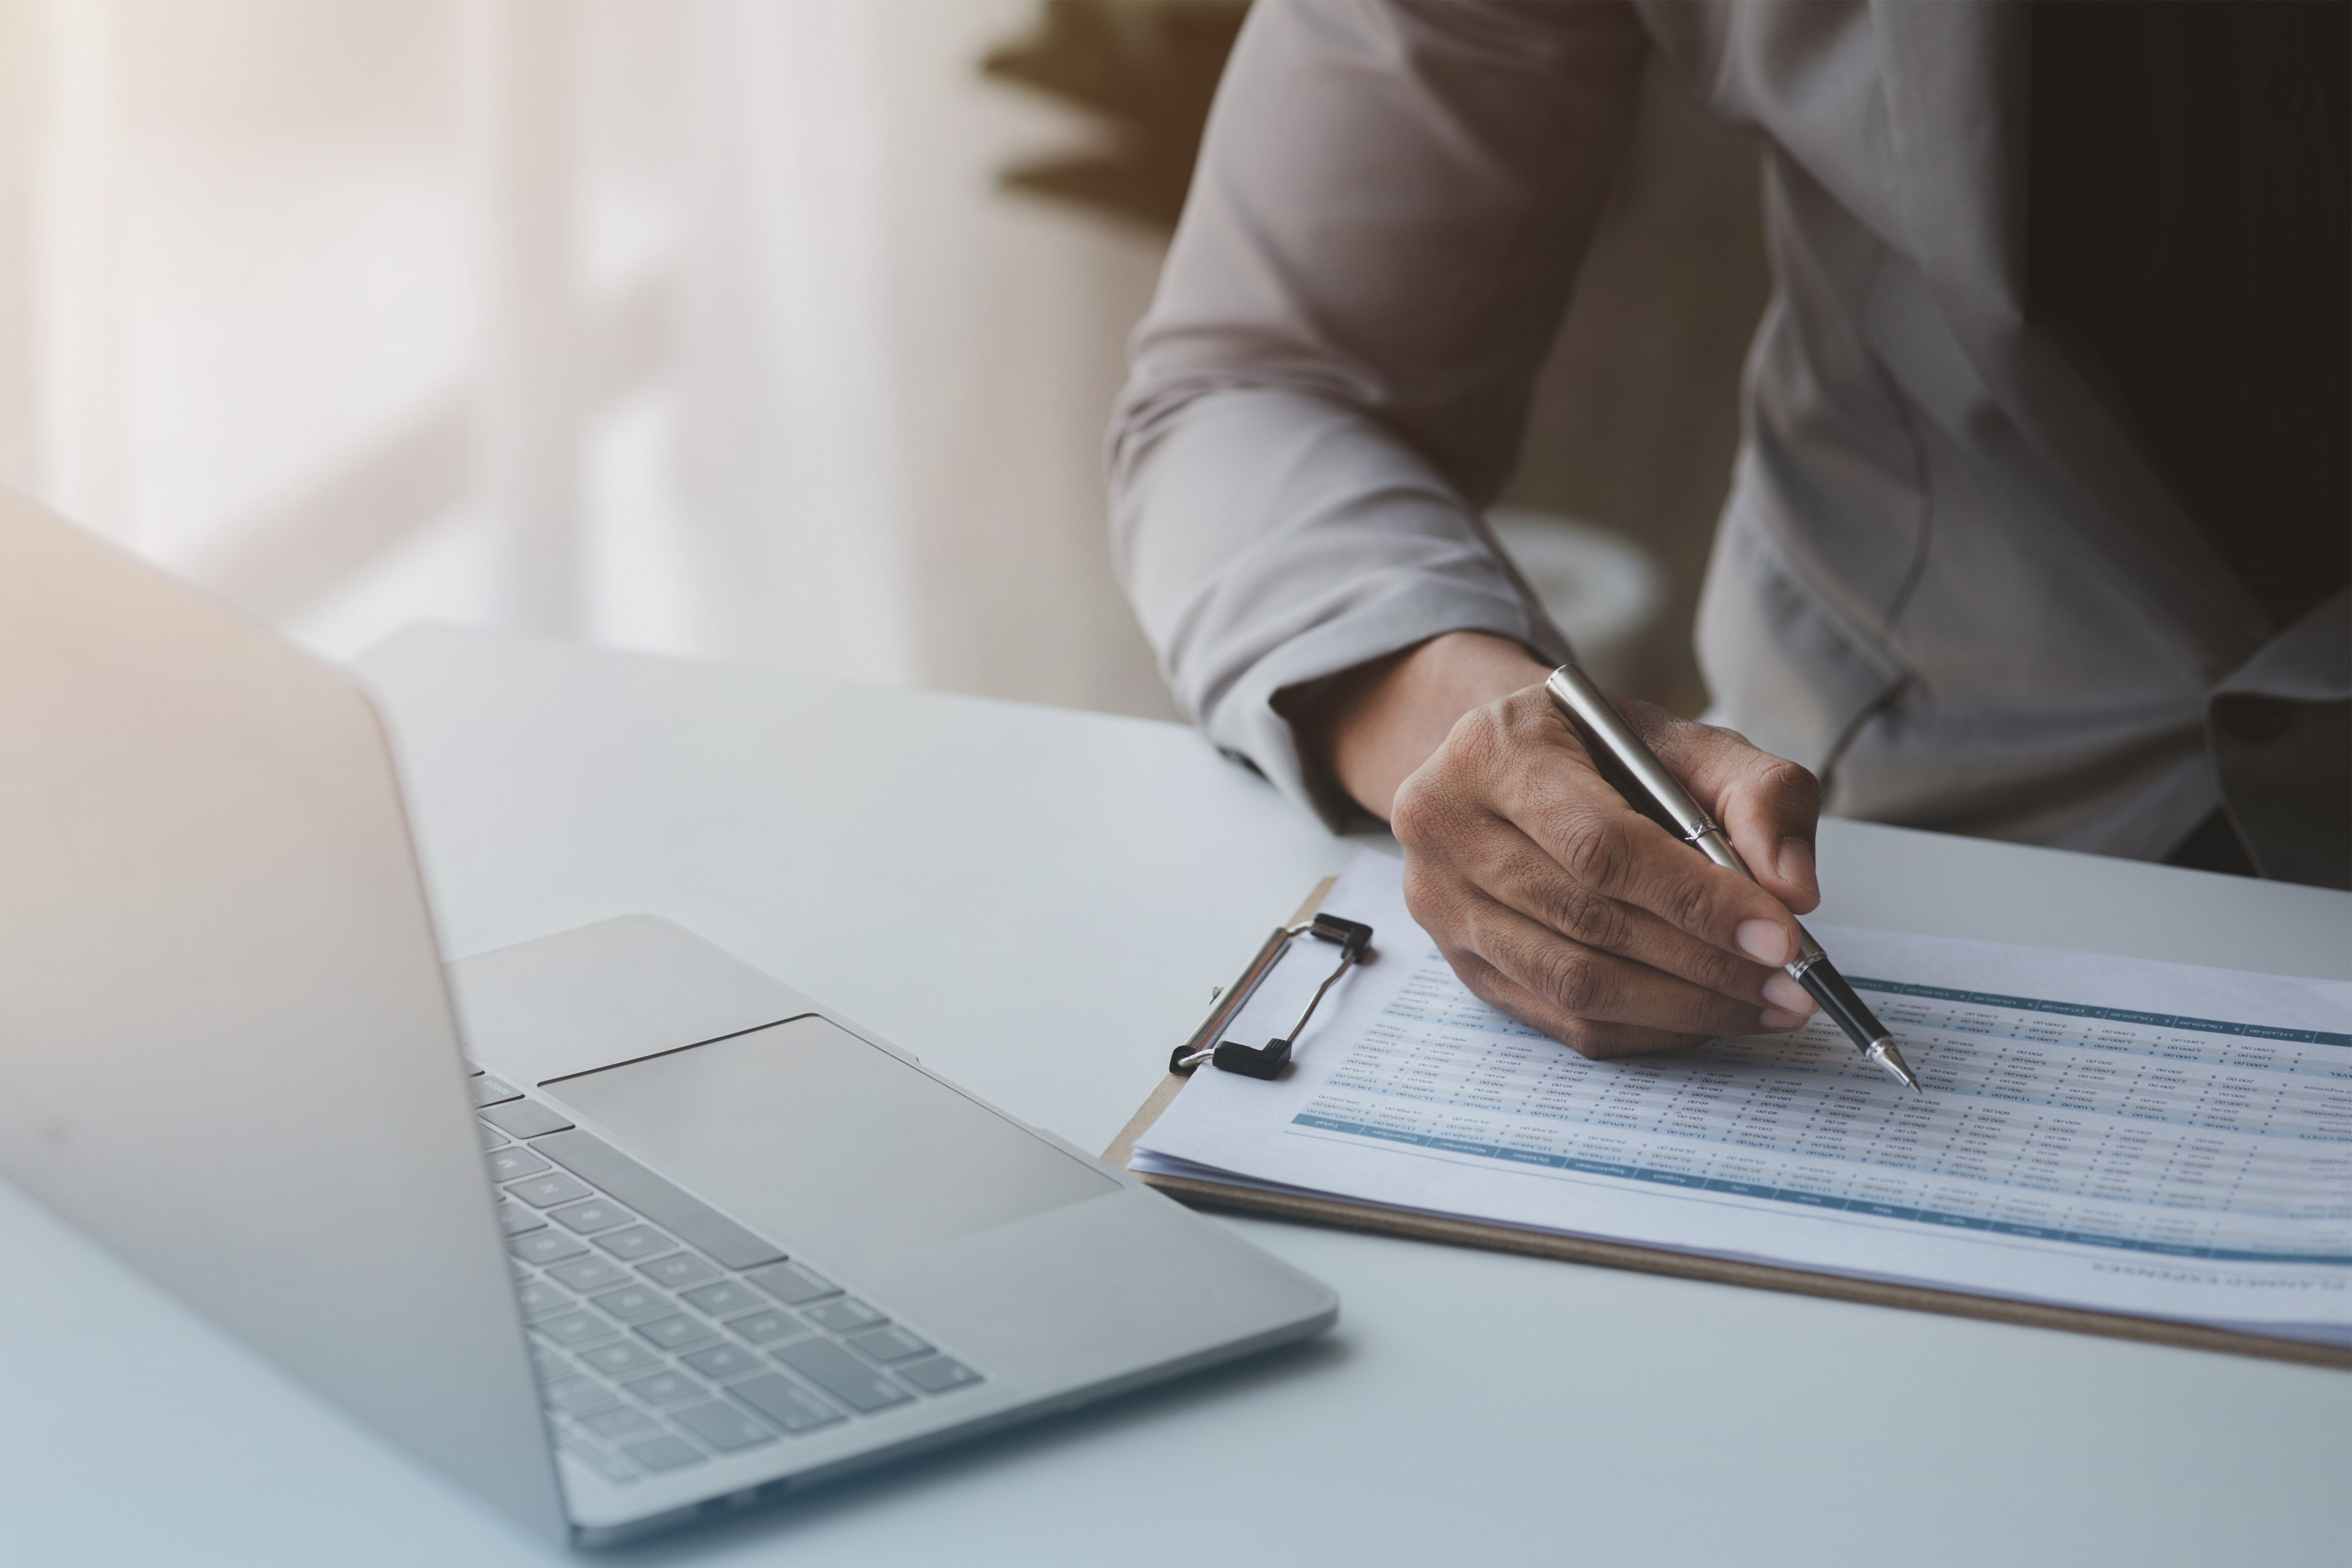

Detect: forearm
1298,631,1555,821
1109,0,1647,825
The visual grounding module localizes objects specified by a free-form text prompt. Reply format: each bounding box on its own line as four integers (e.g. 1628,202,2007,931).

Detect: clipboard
1105,878,2352,1372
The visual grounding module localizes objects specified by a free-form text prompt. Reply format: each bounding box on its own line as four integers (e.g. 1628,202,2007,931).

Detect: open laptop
0,490,1337,1546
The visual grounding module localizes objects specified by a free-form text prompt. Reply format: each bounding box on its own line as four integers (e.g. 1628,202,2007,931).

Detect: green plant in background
982,0,1249,232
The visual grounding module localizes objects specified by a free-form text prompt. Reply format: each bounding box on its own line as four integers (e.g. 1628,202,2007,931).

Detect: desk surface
6,627,2346,1568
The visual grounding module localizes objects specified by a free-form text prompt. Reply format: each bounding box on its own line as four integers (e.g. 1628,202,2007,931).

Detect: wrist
1303,631,1554,821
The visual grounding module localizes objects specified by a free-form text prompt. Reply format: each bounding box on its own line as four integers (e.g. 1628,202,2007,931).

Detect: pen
1543,663,1924,1092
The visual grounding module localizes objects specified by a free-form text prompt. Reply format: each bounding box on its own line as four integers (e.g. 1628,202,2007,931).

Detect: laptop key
530,1130,785,1269
592,1225,674,1262
533,1309,618,1349
587,1284,674,1323
494,1198,545,1237
801,1297,885,1334
481,1100,573,1139
668,1401,774,1453
621,1370,706,1406
540,1374,618,1413
773,1338,914,1413
574,1404,664,1442
479,1123,510,1152
576,1339,666,1378
506,1172,591,1209
559,1439,635,1485
471,1073,524,1109
636,1252,721,1288
744,1261,839,1306
622,1435,705,1472
727,1372,844,1434
551,1199,632,1234
723,1308,804,1346
845,1324,931,1363
680,1341,762,1381
488,1146,549,1182
510,1229,589,1265
633,1314,718,1352
678,1281,762,1318
546,1255,631,1292
516,1279,574,1319
897,1356,982,1395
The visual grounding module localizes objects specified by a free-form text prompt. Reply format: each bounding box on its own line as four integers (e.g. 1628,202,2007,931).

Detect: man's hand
1296,632,1824,1056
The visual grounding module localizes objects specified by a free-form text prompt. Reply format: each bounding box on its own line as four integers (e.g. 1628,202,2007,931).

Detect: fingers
1489,745,1810,972
1446,947,1706,1060
1444,817,1817,1016
1423,892,1809,1060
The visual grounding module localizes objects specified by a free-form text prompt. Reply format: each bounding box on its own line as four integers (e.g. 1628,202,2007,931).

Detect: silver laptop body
0,492,1337,1546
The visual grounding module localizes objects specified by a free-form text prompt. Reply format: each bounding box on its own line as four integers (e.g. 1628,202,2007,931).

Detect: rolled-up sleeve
1109,0,1649,823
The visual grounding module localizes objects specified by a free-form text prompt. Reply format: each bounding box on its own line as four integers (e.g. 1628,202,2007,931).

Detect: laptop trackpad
544,1016,1115,1275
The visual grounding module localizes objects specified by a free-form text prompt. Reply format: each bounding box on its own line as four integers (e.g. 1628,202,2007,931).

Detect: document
1132,851,2352,1340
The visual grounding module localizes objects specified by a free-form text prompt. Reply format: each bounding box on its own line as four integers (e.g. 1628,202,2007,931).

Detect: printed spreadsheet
1134,852,2352,1337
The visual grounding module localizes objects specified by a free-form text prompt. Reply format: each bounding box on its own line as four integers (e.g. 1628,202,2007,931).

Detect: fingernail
1759,1007,1808,1031
1778,838,1817,895
1763,974,1815,1014
1736,918,1791,966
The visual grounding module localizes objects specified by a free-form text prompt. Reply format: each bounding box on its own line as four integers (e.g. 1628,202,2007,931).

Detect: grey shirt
1109,0,2348,882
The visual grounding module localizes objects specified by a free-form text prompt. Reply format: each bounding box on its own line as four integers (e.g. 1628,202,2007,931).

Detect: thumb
1650,719,1822,914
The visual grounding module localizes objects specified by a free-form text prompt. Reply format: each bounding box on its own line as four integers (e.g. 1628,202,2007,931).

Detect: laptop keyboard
471,1071,984,1485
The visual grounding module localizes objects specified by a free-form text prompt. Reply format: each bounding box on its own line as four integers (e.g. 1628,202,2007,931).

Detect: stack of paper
1132,852,2352,1344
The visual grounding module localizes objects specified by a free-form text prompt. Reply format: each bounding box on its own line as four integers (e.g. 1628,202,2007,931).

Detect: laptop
0,490,1338,1546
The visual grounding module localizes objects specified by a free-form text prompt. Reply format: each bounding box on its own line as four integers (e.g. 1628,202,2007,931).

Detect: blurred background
0,0,1767,724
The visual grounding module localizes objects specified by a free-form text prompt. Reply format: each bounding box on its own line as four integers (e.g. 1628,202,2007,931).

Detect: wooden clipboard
1105,878,2352,1372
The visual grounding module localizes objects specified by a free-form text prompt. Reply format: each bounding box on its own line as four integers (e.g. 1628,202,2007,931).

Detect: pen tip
1869,1039,1922,1093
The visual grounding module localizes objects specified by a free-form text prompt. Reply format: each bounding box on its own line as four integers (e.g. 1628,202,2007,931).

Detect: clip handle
1170,923,1305,1075
1173,916,1373,1079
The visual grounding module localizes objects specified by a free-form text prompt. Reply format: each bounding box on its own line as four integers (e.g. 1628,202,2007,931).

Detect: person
1107,0,2349,1060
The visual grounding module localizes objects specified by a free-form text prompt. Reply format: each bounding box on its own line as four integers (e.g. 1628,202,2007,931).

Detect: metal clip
1171,913,1373,1080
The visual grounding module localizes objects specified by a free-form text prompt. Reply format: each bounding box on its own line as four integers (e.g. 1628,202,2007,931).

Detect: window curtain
0,0,1175,716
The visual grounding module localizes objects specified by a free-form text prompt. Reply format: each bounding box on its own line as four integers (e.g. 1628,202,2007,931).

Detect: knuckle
1390,779,1437,850
1695,719,1752,752
1546,880,1630,951
1557,815,1631,891
1659,872,1719,936
1391,772,1468,854
1534,944,1613,1018
1754,757,1821,811
1447,704,1508,771
1501,687,1563,742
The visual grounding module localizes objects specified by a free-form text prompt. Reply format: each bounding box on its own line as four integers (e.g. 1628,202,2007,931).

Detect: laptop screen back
0,492,568,1540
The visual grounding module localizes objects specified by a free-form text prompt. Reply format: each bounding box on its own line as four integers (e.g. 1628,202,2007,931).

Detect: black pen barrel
1797,959,1893,1050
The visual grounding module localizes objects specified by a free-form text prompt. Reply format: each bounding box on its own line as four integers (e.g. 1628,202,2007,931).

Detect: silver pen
1544,663,1923,1092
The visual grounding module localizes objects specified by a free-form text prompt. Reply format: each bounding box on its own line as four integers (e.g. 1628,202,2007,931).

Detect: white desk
6,627,2346,1567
